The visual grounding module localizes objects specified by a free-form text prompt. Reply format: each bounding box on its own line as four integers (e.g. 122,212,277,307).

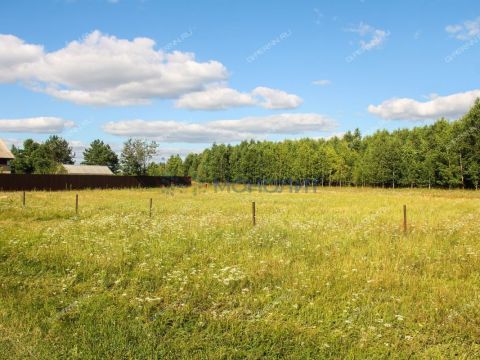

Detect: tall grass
1,187,480,358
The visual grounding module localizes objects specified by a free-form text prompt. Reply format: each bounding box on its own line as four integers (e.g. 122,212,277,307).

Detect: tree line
9,100,480,189
10,137,186,177
179,100,480,189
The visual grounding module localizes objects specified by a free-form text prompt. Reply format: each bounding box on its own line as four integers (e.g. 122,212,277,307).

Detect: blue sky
0,0,479,161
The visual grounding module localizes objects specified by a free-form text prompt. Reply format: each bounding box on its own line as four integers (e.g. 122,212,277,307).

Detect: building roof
62,164,114,175
0,139,14,159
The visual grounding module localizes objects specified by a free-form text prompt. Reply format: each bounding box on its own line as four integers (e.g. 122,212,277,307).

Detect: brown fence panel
0,174,191,191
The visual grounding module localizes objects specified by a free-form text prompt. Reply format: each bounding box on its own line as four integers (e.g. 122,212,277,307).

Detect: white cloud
175,85,302,110
446,17,480,40
104,119,250,143
312,79,331,86
346,22,389,50
368,89,480,120
321,132,346,140
0,31,228,106
68,140,87,162
0,35,44,82
175,86,256,110
210,113,333,134
252,87,303,109
156,146,202,159
103,113,336,143
69,140,87,152
0,31,302,109
0,117,75,133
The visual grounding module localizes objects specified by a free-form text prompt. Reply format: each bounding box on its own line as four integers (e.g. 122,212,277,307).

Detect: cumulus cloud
446,17,480,40
346,22,389,50
104,120,245,143
103,113,336,143
251,87,303,109
0,31,228,106
368,89,480,120
0,117,75,133
210,113,333,134
175,87,256,110
0,31,303,109
175,86,302,110
0,35,44,82
156,146,202,159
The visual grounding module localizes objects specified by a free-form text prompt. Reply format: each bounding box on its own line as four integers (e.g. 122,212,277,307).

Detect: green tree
82,140,119,173
44,135,74,164
10,139,60,174
10,139,39,174
146,162,166,176
455,99,480,189
32,145,58,174
120,139,158,175
165,154,184,176
183,153,199,178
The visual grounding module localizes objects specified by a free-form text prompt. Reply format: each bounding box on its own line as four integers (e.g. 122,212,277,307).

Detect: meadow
1,185,480,359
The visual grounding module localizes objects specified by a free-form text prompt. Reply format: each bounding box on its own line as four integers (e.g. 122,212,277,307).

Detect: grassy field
1,186,480,359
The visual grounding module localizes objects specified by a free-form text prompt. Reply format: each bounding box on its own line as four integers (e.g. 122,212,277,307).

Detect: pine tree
82,140,119,173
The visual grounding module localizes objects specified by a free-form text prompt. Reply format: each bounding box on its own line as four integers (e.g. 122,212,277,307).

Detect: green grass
1,186,480,359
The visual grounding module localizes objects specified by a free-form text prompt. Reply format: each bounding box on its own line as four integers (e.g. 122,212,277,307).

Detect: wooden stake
149,198,153,217
22,191,26,207
403,204,407,233
252,201,256,226
75,194,79,215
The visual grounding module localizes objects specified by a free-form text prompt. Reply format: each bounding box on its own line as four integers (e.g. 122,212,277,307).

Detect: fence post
149,198,153,218
252,201,256,226
76,194,79,215
403,205,407,234
22,191,26,207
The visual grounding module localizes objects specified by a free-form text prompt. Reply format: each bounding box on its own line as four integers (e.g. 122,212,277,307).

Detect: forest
179,100,480,189
9,100,480,189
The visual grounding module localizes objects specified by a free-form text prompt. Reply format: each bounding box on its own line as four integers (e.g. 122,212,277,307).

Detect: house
62,164,114,175
0,139,15,174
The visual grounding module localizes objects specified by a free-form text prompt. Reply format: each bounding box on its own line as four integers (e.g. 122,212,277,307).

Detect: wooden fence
0,174,191,191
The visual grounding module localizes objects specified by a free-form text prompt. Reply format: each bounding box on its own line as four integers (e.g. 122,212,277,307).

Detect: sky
0,0,479,162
